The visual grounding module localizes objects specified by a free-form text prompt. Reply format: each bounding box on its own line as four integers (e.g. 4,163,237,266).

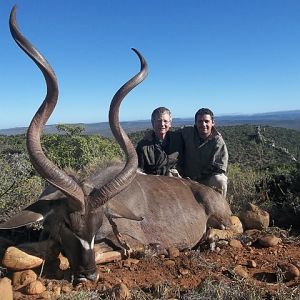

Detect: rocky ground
1,227,300,299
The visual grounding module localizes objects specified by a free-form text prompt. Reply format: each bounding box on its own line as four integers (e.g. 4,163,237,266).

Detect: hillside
129,124,300,168
1,124,300,299
1,109,300,137
1,125,299,170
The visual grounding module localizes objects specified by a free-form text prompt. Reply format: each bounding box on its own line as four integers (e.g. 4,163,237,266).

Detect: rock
242,229,262,245
233,265,249,278
239,203,269,230
179,268,189,275
0,277,13,300
207,228,234,241
229,239,243,249
13,291,23,300
167,247,180,258
278,263,300,281
12,269,37,287
51,286,61,299
25,280,46,295
164,260,176,267
112,283,131,300
247,260,257,268
229,216,244,233
123,258,140,268
39,290,52,299
61,284,72,293
41,285,61,299
58,253,70,270
258,235,281,247
2,247,43,270
95,250,122,264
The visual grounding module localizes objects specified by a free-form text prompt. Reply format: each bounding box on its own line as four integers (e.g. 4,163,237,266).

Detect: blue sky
1,0,300,129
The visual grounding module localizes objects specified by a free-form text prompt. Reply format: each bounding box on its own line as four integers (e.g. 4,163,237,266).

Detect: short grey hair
151,107,172,123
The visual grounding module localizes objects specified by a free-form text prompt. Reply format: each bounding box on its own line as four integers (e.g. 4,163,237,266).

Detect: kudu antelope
0,6,232,282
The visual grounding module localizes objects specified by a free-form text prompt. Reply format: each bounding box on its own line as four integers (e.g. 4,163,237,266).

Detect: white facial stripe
74,234,95,250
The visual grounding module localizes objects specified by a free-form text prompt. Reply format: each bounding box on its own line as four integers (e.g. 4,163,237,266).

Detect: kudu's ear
38,184,68,201
38,184,83,212
0,200,53,229
0,184,67,229
0,210,44,229
105,201,143,221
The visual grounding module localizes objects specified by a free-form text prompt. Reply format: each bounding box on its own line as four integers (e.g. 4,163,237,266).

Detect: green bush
0,129,124,221
42,134,123,171
0,152,43,222
1,125,300,228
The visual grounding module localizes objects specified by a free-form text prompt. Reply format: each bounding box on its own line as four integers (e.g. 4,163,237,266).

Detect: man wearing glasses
136,107,228,197
136,107,182,176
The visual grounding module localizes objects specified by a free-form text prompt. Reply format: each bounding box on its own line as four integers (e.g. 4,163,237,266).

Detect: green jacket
180,126,228,181
136,131,183,175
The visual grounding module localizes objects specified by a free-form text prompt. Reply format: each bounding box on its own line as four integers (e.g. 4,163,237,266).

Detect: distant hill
1,109,299,138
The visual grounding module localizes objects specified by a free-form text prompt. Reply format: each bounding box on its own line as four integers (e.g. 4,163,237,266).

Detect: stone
58,253,70,270
61,284,72,293
51,286,61,299
12,269,37,287
247,260,257,268
95,250,122,264
278,263,300,281
112,283,131,300
233,265,249,278
164,260,176,267
12,291,23,300
38,286,61,300
229,216,244,233
123,258,140,268
167,246,180,258
239,203,269,230
207,228,234,241
0,277,13,300
179,268,189,275
258,235,281,247
39,290,52,299
25,280,46,295
229,239,243,249
2,246,43,270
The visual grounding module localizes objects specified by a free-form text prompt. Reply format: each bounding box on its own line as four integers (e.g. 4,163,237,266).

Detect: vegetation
1,124,300,298
56,279,300,299
1,124,300,226
0,127,123,221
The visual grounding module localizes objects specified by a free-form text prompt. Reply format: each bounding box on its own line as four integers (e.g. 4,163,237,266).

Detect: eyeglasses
153,119,171,125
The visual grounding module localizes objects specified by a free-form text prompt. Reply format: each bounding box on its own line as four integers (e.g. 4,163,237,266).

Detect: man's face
152,113,172,140
195,114,214,139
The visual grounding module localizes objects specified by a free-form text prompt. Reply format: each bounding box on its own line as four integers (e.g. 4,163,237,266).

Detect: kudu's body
0,6,232,282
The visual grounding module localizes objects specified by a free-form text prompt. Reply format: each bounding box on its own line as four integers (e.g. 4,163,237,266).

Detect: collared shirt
180,125,228,181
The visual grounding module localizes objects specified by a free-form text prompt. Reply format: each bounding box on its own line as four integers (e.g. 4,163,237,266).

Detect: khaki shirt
180,126,228,181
